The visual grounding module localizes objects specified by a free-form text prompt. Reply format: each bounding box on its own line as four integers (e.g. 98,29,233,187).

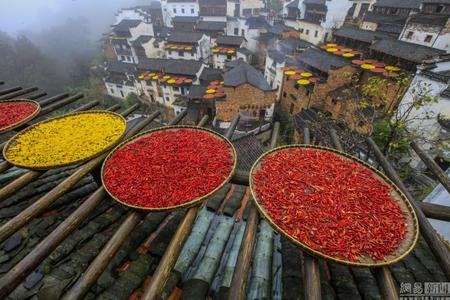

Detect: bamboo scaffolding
366,137,450,279
140,115,240,300
329,129,397,300
416,202,450,222
0,104,139,244
0,99,117,195
0,87,38,100
0,111,162,298
28,91,48,100
410,141,450,194
63,111,191,300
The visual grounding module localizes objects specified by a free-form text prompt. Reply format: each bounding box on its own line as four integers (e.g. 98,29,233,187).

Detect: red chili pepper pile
103,128,234,209
0,102,38,130
253,148,407,262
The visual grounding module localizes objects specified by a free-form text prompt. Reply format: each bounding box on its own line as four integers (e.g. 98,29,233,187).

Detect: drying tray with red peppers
101,126,237,212
250,145,419,267
0,99,41,133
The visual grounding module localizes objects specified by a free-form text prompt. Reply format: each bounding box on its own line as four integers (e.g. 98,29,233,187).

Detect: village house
398,58,450,168
103,61,138,99
160,0,199,27
360,0,422,37
212,35,248,68
284,0,353,45
226,0,267,18
195,20,227,37
135,58,205,108
164,31,211,63
333,26,393,52
345,0,375,23
226,16,271,53
399,13,450,51
199,0,228,22
130,35,165,63
214,60,276,132
171,16,199,31
114,6,152,25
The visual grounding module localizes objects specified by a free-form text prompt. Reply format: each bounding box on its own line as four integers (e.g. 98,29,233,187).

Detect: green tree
269,0,284,13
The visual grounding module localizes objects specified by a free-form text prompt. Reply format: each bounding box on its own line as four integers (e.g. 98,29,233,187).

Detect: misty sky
0,0,152,36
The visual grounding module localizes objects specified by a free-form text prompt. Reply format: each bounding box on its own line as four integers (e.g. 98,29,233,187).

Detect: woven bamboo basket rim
0,99,41,134
101,125,237,212
249,144,420,267
3,110,127,170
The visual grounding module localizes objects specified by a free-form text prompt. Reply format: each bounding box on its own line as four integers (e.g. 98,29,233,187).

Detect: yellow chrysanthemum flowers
4,111,126,169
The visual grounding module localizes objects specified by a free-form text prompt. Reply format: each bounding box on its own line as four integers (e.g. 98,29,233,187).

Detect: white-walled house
135,58,205,108
212,35,247,68
114,7,152,25
226,16,270,52
165,32,211,63
399,14,450,52
227,0,267,18
130,35,165,63
161,0,199,27
104,61,139,100
399,59,450,168
284,0,353,45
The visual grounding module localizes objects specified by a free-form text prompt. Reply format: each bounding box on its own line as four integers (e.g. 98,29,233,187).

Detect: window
168,50,172,55
182,8,185,13
227,55,232,60
436,5,444,13
314,30,318,37
241,29,245,36
110,88,114,94
179,51,184,56
121,55,126,60
252,111,257,117
191,8,195,13
234,28,239,35
290,103,294,114
173,8,177,13
283,92,287,98
406,31,413,39
306,29,309,35
120,90,124,98
299,28,304,33
424,35,433,43
173,86,179,92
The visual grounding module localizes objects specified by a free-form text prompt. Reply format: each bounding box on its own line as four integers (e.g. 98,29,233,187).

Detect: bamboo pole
410,141,450,194
141,115,240,300
0,87,38,100
63,111,187,300
28,92,48,100
330,129,397,300
0,105,142,243
0,86,21,96
366,137,450,279
227,122,280,300
38,93,69,106
416,201,450,222
72,101,100,113
302,127,322,300
0,110,161,298
39,93,84,115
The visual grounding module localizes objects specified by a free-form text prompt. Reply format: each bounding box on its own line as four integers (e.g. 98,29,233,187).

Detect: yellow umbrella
301,72,313,77
167,79,176,84
206,89,216,94
297,79,310,85
284,70,296,76
361,64,375,70
227,50,235,54
327,43,337,47
149,73,156,77
138,75,145,79
326,48,338,52
152,76,159,80
212,49,219,53
163,75,171,79
342,53,355,58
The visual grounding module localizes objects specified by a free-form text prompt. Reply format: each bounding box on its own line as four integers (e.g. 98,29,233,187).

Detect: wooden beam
416,202,450,222
410,141,450,194
0,87,38,100
366,137,450,279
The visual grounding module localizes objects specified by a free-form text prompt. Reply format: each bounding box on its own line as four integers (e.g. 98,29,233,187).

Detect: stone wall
215,83,276,122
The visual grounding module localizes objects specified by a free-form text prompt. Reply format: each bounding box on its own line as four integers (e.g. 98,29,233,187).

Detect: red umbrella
371,68,386,73
352,59,365,65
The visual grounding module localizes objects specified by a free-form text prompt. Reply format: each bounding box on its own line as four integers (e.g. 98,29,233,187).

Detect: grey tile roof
245,17,271,30
112,20,141,36
279,37,313,51
231,134,265,172
216,35,245,46
268,23,294,35
375,0,422,9
376,23,404,35
237,47,252,56
172,16,198,23
137,58,203,76
296,48,350,73
267,49,285,63
370,39,445,63
187,85,207,99
167,31,204,44
304,0,326,4
131,35,153,46
196,21,226,31
408,13,450,26
107,61,137,73
363,12,408,24
224,59,272,91
199,67,223,82
334,27,393,43
286,0,299,8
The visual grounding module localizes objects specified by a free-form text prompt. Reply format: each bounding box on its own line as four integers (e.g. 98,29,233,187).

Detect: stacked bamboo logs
0,103,158,297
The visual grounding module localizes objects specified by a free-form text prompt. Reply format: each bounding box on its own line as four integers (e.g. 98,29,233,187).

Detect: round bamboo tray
0,99,41,134
101,125,237,212
249,144,419,267
3,110,126,170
